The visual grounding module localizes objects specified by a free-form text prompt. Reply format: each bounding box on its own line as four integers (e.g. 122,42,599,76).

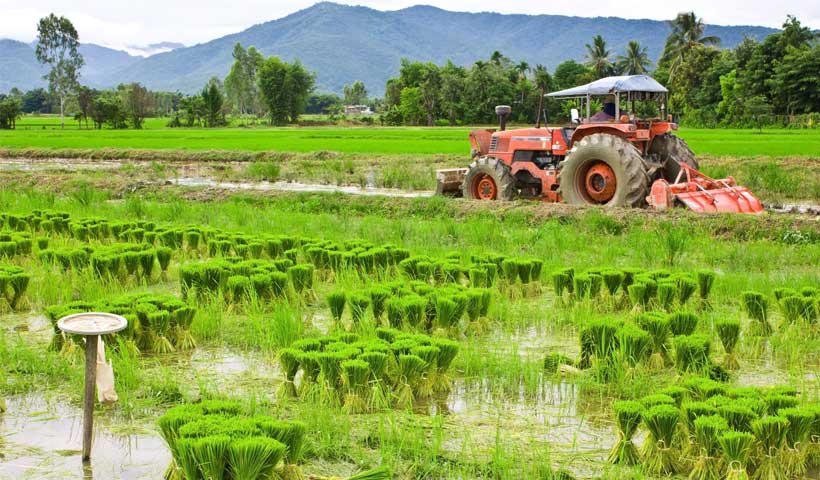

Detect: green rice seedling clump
608,400,643,465
642,404,681,475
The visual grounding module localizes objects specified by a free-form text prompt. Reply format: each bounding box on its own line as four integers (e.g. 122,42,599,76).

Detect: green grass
3,120,820,158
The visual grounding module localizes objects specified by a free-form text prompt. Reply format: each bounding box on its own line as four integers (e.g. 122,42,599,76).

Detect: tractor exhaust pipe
495,105,511,131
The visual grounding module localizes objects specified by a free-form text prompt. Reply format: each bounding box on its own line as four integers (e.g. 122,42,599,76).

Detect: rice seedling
715,319,741,369
689,414,728,480
778,407,813,477
641,404,681,475
369,287,390,320
573,274,593,300
658,281,677,311
678,276,698,305
636,312,670,369
278,347,301,397
640,394,676,408
395,354,426,409
751,416,789,480
402,295,426,329
385,297,404,328
602,269,624,296
551,270,571,299
780,295,810,324
719,430,755,480
341,359,370,413
697,270,716,302
742,291,772,335
327,291,347,323
675,335,712,374
227,437,287,480
627,283,647,309
668,311,699,336
718,405,759,432
288,264,315,294
349,294,371,325
608,400,643,465
617,324,650,368
0,265,31,310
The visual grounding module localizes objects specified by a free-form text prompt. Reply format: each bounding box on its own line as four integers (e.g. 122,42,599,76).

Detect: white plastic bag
96,337,118,403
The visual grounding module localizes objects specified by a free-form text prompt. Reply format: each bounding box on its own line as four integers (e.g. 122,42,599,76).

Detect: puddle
0,396,169,480
168,177,434,198
765,202,820,216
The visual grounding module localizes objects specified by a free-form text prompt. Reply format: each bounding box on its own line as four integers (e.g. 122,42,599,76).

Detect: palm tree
585,35,612,79
662,12,720,76
515,61,530,79
616,41,652,75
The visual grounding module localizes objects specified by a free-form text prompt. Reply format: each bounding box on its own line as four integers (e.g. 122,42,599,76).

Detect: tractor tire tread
462,156,516,201
558,133,649,208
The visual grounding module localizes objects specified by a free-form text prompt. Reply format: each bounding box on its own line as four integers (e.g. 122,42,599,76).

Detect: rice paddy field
1,122,820,480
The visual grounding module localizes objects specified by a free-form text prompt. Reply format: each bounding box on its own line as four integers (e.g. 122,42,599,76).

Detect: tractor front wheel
650,134,699,183
462,157,516,201
558,133,648,207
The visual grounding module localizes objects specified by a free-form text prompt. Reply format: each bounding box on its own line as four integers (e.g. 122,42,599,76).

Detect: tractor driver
589,100,617,122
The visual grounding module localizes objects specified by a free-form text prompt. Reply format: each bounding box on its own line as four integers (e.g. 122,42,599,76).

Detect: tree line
5,12,817,130
381,13,820,127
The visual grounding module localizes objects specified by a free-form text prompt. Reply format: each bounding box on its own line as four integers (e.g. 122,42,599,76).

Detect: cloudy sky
1,0,818,53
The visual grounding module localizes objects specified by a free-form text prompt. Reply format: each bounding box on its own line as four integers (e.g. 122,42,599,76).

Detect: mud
168,177,435,198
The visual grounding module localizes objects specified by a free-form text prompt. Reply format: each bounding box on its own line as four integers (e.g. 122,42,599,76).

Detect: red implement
647,164,764,214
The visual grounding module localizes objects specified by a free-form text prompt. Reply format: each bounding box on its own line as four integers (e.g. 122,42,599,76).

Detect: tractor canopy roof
546,75,667,98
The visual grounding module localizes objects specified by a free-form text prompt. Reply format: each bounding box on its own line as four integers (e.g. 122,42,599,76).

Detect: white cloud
1,0,818,48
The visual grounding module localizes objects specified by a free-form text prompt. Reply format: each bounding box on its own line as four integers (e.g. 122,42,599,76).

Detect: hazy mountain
123,42,186,57
0,39,143,92
1,3,779,95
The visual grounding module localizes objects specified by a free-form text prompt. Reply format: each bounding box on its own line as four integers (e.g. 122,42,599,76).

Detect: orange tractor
436,75,763,213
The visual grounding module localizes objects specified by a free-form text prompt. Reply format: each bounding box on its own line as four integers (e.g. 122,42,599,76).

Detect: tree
90,91,126,129
553,60,593,90
35,14,84,129
399,87,425,125
306,93,343,115
77,86,95,128
257,57,315,125
616,41,652,75
21,88,51,114
201,78,226,127
224,43,263,116
0,96,22,129
585,35,612,78
661,12,720,79
343,81,368,105
440,61,466,125
283,61,315,123
772,45,820,114
122,83,152,129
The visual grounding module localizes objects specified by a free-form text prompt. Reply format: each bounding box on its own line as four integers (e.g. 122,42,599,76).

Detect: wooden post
82,334,98,462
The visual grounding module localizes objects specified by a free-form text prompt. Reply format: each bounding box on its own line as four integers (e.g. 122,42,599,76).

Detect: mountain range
0,2,780,96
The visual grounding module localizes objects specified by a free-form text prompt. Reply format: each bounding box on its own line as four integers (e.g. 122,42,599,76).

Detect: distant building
344,105,373,116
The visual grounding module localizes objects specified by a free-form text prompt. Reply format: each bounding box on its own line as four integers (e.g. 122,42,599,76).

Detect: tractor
436,75,763,213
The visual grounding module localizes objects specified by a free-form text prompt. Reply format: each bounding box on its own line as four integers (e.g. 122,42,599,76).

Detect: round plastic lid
57,312,128,336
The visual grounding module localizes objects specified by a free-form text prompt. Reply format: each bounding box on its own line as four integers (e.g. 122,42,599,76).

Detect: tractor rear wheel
650,134,699,183
462,157,516,201
558,133,648,208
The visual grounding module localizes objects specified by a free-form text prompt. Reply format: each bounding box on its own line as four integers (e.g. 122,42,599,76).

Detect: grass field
4,119,820,158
